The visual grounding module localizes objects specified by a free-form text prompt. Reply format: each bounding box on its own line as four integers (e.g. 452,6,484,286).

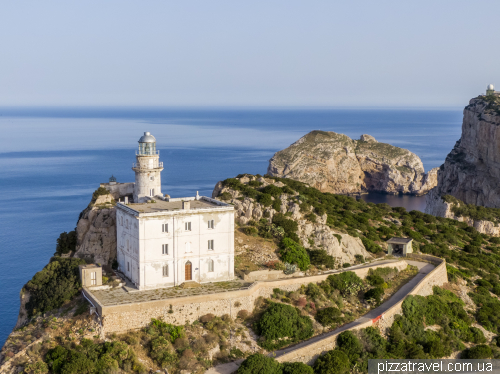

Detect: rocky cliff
213,175,373,266
426,95,500,210
425,189,500,236
74,193,117,266
267,131,437,195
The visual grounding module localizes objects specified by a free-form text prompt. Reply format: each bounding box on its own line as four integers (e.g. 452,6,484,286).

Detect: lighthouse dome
139,132,156,143
487,84,495,91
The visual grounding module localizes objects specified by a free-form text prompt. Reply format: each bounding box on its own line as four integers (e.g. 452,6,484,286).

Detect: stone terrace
91,280,254,306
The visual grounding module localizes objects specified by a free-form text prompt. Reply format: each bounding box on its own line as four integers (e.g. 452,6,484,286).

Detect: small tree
279,238,310,271
236,353,282,374
313,349,350,374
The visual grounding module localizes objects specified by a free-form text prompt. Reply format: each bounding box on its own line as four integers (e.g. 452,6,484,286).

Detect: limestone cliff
425,189,500,237
74,193,117,266
426,95,500,210
213,175,373,266
267,131,437,195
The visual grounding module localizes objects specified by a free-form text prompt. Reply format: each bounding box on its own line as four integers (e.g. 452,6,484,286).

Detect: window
127,262,130,272
185,222,191,231
208,220,214,229
150,176,155,181
162,223,168,233
162,244,168,255
208,259,214,272
150,188,154,196
127,239,129,252
163,264,169,277
90,271,97,285
208,240,214,250
120,216,123,226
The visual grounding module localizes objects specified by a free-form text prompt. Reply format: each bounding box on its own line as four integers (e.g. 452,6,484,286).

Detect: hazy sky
1,1,499,107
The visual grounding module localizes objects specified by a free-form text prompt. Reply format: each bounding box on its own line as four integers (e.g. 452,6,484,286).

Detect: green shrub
361,237,383,253
463,345,492,359
272,214,299,238
327,271,363,296
243,226,258,236
272,198,282,212
315,307,342,327
236,353,282,374
259,193,273,207
91,187,110,202
279,238,310,271
255,302,313,350
25,257,86,317
366,274,385,287
313,349,350,374
219,192,232,201
337,331,362,363
261,185,283,198
55,230,77,255
308,249,335,269
281,362,314,374
342,263,351,268
364,288,384,303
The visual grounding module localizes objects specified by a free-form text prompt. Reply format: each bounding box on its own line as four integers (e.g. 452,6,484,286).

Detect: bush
364,288,384,303
219,192,232,201
261,185,283,198
336,331,362,363
272,198,282,212
366,274,385,287
272,214,299,238
327,271,363,296
279,238,310,271
309,249,335,269
361,237,383,253
463,344,492,359
281,362,314,374
200,314,215,323
313,349,350,374
55,231,77,255
315,307,342,327
236,353,282,374
255,302,314,350
259,193,273,207
243,226,258,236
25,257,86,317
342,263,351,268
237,310,250,320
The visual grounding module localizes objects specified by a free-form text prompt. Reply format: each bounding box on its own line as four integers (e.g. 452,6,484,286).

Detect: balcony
132,162,163,169
136,150,160,156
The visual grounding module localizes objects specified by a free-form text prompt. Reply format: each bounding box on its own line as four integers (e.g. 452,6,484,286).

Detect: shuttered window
208,240,214,250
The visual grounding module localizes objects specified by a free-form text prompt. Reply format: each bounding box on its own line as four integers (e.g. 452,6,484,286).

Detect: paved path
205,260,434,374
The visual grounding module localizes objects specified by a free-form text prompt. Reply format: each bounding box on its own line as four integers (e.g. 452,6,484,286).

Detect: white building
114,132,235,289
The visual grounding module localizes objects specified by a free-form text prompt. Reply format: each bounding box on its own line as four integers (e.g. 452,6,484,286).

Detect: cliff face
213,176,373,266
268,131,437,195
74,194,117,266
427,96,500,209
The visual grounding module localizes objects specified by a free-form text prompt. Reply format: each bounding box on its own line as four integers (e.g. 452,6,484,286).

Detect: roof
138,131,156,143
387,237,413,244
117,196,232,215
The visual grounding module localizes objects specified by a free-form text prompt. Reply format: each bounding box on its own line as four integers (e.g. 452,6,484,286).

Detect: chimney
196,191,200,200
124,196,129,204
182,201,190,210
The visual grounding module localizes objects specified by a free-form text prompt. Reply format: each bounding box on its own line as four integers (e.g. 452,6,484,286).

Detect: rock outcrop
425,189,500,237
213,176,373,266
74,193,117,266
267,131,438,195
426,96,500,210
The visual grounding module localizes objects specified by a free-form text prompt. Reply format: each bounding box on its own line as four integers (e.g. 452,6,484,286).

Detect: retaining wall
274,254,448,365
84,260,408,333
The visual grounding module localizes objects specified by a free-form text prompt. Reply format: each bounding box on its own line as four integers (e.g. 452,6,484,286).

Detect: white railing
132,162,163,169
136,150,160,156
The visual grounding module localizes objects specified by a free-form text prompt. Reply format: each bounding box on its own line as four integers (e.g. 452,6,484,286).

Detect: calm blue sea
0,107,463,346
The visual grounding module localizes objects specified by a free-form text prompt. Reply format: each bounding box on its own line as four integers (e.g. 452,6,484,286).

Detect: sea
0,107,463,346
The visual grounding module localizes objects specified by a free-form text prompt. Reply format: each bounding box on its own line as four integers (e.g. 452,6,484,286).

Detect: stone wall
84,260,409,333
274,254,448,365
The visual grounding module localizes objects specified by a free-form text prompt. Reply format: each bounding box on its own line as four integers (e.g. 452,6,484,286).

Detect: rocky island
268,131,438,196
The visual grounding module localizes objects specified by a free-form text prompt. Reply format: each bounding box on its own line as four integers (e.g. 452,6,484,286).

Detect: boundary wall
83,260,409,333
274,254,448,365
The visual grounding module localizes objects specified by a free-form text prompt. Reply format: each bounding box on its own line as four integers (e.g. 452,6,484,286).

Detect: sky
0,1,499,107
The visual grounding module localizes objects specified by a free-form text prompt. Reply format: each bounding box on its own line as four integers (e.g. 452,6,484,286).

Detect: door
90,271,96,286
185,261,192,281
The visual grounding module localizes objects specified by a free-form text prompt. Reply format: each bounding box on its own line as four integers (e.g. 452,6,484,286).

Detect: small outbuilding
79,264,102,287
387,237,413,256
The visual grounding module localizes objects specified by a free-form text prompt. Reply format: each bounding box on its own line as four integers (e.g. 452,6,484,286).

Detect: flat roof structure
117,196,232,215
387,237,413,245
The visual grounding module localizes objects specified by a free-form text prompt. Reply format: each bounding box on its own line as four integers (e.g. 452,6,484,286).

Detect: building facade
114,132,235,289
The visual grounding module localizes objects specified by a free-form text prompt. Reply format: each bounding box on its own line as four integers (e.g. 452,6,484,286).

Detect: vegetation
24,257,86,317
442,194,500,224
279,238,310,271
254,302,314,350
55,231,77,256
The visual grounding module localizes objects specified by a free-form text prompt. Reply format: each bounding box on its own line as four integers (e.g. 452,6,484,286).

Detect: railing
132,162,163,169
136,150,160,156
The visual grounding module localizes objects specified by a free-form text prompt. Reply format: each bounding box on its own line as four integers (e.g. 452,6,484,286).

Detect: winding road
205,260,434,374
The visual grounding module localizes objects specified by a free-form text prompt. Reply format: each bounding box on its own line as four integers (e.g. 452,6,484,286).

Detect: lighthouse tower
132,132,163,203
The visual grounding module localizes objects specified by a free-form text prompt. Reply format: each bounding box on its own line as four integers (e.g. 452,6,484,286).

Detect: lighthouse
132,132,163,203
